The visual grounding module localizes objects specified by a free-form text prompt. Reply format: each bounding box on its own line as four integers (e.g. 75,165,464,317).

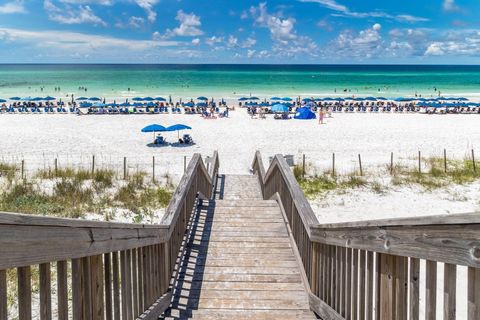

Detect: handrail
0,152,217,320
252,150,480,320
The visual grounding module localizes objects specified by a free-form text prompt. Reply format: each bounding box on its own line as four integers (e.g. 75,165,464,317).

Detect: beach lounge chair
154,136,165,145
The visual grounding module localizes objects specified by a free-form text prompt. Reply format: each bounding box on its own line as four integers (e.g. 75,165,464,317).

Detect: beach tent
197,96,208,101
271,104,289,113
294,107,316,120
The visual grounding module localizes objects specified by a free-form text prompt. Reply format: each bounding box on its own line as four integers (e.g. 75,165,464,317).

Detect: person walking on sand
318,107,325,125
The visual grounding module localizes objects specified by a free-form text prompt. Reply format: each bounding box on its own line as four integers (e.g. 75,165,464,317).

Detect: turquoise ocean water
0,64,479,100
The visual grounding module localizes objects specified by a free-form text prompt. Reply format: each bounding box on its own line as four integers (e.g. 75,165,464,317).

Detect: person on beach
318,107,325,124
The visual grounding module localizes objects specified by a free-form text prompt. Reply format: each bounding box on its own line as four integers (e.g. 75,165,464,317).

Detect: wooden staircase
162,174,317,319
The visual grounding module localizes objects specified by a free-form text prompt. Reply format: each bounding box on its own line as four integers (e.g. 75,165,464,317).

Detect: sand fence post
332,153,335,177
55,158,58,176
123,157,127,180
473,149,477,173
152,156,155,183
358,154,363,176
418,151,421,174
21,159,24,180
92,155,95,175
302,154,306,178
390,152,394,175
444,149,447,173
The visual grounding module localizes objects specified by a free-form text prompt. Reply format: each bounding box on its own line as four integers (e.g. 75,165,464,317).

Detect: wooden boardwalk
163,174,316,319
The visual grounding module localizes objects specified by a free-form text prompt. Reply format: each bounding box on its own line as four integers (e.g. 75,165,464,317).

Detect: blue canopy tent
271,104,289,113
197,96,208,101
294,107,316,120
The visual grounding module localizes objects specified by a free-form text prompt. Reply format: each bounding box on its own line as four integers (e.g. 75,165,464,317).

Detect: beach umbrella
89,97,101,101
79,102,93,108
183,102,195,107
303,98,313,102
155,97,166,101
76,97,88,101
259,102,270,107
197,96,208,101
335,98,346,102
143,97,154,101
376,97,388,100
120,102,130,107
245,102,258,106
132,97,143,101
196,102,207,107
44,96,56,101
271,104,289,113
457,97,469,101
282,97,292,101
365,97,377,101
167,124,192,139
249,97,259,100
238,97,249,101
93,102,107,107
141,124,168,133
323,97,334,101
271,97,282,100
0,99,6,103
9,97,21,100
146,102,155,107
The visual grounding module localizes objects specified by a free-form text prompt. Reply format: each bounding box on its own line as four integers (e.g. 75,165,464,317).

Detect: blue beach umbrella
249,97,259,100
271,97,282,100
303,98,313,102
196,102,207,107
376,97,388,100
9,97,21,101
143,97,154,101
197,96,208,101
132,97,143,101
183,102,195,107
167,124,192,132
76,97,88,101
79,102,93,108
335,98,346,102
155,97,166,101
271,104,289,113
365,97,377,101
259,102,270,107
238,97,249,101
89,97,101,101
282,97,292,101
44,96,56,101
0,99,6,103
141,124,167,133
245,102,258,106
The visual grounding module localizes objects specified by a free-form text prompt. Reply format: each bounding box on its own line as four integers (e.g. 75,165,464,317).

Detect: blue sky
0,0,479,63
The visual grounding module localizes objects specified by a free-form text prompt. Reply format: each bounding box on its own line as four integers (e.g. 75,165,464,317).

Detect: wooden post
123,157,127,180
418,151,421,174
21,159,24,179
55,158,58,175
358,154,363,176
184,156,187,173
332,153,335,177
473,149,477,173
92,155,95,175
302,154,306,178
390,152,394,175
444,149,447,173
152,156,155,183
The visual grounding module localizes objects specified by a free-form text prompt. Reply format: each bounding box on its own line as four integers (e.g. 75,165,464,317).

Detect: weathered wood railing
253,151,480,320
0,152,218,320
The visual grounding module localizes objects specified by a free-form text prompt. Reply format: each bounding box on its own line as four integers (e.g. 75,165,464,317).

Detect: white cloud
59,0,113,4
0,1,26,14
297,0,347,12
205,36,223,46
250,3,297,44
242,37,256,48
330,24,383,59
227,35,238,48
443,0,460,12
134,0,158,23
163,10,203,38
44,0,106,26
247,49,256,58
396,15,429,23
191,38,200,45
127,16,145,28
425,43,444,56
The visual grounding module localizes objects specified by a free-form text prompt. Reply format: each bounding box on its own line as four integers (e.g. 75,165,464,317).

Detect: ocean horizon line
1,63,480,67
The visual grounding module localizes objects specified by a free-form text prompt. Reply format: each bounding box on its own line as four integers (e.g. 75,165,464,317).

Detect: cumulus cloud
0,1,26,14
424,31,480,56
135,0,158,23
191,38,200,45
443,0,460,12
330,24,383,59
163,10,203,38
242,37,256,48
44,0,106,26
205,36,223,46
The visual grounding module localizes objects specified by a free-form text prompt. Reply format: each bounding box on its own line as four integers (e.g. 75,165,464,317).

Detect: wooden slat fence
0,152,218,320
252,151,480,320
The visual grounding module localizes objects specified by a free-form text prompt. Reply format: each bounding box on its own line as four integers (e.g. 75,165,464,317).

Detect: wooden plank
366,251,373,320
336,246,341,312
57,261,68,320
375,252,380,320
379,254,394,320
346,247,352,320
17,266,31,320
468,267,480,320
137,247,144,314
0,270,6,320
39,263,52,320
310,224,480,268
90,255,104,320
395,256,407,320
425,260,437,320
82,257,92,320
120,250,127,320
72,258,84,320
104,253,113,320
352,249,359,320
132,248,139,317
112,252,120,320
409,258,420,320
443,263,456,320
359,250,366,320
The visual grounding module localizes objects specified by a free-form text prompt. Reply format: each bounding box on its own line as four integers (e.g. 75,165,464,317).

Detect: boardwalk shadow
164,180,223,319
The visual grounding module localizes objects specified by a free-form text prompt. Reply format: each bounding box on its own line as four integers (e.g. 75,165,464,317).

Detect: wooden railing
252,151,480,320
0,152,218,320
